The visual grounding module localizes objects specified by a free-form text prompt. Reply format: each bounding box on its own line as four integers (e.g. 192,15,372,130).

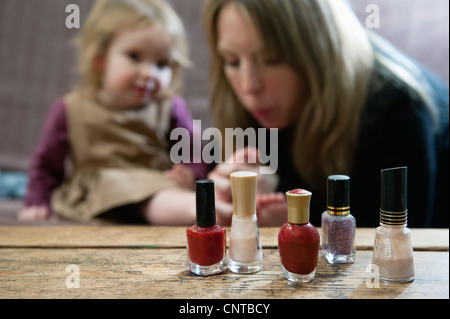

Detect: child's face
98,23,174,109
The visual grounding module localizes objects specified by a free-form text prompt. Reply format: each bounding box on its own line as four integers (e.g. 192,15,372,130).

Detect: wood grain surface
0,226,448,251
0,226,448,299
0,248,447,299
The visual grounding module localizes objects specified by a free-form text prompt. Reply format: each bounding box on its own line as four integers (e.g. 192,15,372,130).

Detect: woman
204,0,449,227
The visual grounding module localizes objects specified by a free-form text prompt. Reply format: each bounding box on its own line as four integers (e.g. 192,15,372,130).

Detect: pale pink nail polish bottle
372,167,415,283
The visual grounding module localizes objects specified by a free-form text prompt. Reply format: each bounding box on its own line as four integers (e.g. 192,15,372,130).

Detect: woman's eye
264,56,282,65
224,59,239,68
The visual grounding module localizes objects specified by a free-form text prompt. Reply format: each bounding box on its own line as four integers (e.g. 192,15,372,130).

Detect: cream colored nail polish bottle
228,171,263,273
372,167,415,283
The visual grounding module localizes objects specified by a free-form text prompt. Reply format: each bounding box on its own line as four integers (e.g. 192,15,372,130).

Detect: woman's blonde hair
204,0,374,190
75,0,191,95
204,0,439,191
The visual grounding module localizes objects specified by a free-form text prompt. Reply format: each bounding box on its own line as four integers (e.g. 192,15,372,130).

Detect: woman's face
217,3,307,129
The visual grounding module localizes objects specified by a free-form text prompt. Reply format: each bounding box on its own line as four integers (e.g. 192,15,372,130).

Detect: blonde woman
19,0,208,225
204,0,449,227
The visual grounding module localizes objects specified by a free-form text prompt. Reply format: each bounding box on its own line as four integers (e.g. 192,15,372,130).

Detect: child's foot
256,192,287,226
17,206,54,221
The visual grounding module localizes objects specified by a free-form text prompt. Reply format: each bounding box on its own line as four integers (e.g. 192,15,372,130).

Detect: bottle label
373,235,393,261
372,233,415,280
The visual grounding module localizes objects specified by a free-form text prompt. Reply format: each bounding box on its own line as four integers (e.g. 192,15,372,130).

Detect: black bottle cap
380,167,407,213
195,179,216,227
327,175,350,215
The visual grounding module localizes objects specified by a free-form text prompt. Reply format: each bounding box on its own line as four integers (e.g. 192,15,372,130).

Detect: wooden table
0,226,448,301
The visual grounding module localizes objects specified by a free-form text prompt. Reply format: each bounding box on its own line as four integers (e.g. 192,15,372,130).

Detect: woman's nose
241,61,263,94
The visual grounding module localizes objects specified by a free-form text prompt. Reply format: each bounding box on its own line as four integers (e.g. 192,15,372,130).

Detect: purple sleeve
24,98,69,213
170,96,209,179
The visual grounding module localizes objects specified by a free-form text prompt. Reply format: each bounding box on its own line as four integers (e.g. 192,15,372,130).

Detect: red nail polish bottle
187,179,227,276
278,189,320,283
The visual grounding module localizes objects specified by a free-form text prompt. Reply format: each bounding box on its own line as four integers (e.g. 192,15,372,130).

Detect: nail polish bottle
278,189,320,283
228,171,263,273
186,179,227,276
372,167,415,283
321,175,356,264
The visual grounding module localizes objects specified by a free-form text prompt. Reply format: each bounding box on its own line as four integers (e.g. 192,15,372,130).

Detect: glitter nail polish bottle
321,175,356,264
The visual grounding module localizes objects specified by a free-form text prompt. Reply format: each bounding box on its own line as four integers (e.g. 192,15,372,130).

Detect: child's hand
164,164,196,190
17,205,55,221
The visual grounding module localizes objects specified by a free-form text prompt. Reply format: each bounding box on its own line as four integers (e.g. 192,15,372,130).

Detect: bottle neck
377,223,410,236
327,206,350,216
289,221,310,226
232,213,257,221
379,223,407,229
192,224,220,232
380,208,408,226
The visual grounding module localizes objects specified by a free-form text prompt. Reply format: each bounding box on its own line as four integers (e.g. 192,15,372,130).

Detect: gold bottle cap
230,171,257,218
286,189,312,224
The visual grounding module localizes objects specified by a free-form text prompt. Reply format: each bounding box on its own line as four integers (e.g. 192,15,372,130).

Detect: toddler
18,0,208,225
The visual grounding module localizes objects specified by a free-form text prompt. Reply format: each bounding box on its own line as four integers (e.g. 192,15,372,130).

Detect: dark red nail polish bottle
278,189,320,282
187,179,227,276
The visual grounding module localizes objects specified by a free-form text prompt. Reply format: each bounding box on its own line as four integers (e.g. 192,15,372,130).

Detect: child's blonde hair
76,0,191,95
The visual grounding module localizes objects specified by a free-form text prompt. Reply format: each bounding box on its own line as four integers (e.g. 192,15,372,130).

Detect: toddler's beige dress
52,89,178,221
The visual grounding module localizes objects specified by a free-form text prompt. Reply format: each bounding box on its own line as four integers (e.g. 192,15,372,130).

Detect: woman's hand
256,192,288,226
207,147,280,225
208,147,279,198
